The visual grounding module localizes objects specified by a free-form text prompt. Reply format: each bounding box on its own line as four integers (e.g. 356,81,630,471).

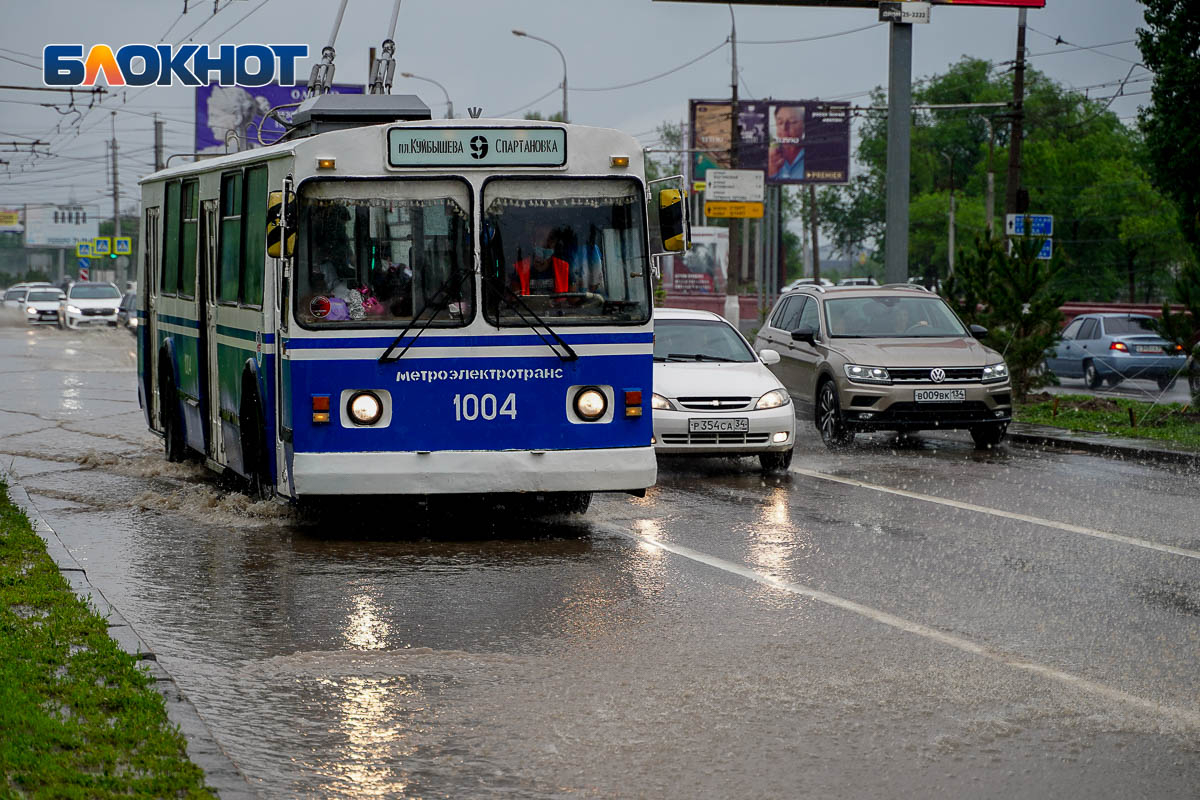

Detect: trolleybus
136,94,687,510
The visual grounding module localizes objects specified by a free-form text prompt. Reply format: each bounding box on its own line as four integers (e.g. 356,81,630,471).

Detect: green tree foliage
644,121,684,183
822,57,1188,302
941,233,1064,399
1138,0,1200,255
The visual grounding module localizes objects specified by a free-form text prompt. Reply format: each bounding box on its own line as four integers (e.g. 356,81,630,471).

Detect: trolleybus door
143,207,161,430
198,199,223,462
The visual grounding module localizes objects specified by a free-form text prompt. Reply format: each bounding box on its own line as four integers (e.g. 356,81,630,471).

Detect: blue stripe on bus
216,324,275,344
285,332,653,350
157,313,200,329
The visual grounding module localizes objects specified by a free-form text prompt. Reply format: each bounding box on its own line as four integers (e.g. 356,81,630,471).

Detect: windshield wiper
479,269,578,362
378,267,473,364
666,353,733,362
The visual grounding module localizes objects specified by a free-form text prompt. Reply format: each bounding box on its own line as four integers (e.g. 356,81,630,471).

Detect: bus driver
512,222,570,295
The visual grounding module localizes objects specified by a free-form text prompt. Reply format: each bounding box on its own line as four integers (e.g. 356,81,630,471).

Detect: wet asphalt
1,319,1197,799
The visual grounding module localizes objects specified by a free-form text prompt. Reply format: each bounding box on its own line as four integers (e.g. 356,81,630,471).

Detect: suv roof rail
880,283,931,292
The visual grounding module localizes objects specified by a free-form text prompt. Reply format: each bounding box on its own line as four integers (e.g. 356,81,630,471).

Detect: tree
941,233,1064,399
644,121,684,183
1138,0,1200,256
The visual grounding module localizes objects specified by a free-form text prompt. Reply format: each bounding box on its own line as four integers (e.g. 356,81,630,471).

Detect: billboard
0,209,20,234
690,99,851,185
665,226,729,294
195,81,365,155
23,204,100,247
658,1,1044,7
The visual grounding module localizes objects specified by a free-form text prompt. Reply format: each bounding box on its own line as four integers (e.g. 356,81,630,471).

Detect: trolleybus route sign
387,127,567,168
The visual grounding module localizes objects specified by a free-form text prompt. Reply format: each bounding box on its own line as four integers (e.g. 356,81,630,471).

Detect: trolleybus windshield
295,178,473,327
482,178,650,326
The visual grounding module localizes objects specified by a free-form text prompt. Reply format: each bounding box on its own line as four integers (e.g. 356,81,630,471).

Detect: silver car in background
1046,313,1188,391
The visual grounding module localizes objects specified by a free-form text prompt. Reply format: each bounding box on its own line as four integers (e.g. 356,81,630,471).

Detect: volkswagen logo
930,368,946,383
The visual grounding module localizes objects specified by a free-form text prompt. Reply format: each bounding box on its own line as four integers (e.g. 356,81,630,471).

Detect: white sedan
22,287,65,325
651,308,796,472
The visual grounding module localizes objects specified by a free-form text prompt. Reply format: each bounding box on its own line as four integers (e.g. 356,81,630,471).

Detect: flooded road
2,321,1198,798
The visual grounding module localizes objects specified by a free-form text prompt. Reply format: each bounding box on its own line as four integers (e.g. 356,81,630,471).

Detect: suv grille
82,307,116,316
888,367,984,384
676,397,753,411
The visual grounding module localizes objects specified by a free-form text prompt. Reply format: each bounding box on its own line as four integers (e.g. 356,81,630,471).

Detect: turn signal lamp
317,157,336,170
610,155,630,168
624,389,643,417
312,394,331,424
1109,341,1129,352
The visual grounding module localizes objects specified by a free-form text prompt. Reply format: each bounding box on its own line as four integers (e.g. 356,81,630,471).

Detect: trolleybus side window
482,177,650,326
218,172,242,303
241,166,268,307
161,182,181,295
295,178,473,327
179,180,199,299
216,165,268,307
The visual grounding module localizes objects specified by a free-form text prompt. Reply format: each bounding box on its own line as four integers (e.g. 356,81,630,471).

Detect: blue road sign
1037,238,1053,260
77,257,90,270
1006,213,1053,237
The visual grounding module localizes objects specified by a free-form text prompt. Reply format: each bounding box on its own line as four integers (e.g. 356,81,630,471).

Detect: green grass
0,483,216,799
1016,393,1200,449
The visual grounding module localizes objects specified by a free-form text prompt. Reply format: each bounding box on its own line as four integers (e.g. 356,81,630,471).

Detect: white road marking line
591,519,1200,729
791,466,1200,562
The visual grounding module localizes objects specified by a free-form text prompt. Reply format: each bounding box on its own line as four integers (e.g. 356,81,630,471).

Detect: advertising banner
690,99,850,186
195,81,364,155
23,204,100,247
666,226,729,294
0,209,20,232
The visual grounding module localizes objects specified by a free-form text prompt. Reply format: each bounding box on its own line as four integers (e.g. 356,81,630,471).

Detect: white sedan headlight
650,392,673,411
982,362,1009,382
25,307,37,315
755,389,790,410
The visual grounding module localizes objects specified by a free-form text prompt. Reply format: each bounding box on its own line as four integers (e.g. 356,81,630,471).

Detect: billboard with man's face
690,99,850,185
195,82,365,155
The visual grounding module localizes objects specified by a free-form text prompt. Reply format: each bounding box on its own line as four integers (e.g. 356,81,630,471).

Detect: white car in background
58,281,122,329
22,287,65,325
4,282,52,311
651,308,796,472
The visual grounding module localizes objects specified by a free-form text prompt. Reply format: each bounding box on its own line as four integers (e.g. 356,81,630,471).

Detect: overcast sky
0,0,1151,211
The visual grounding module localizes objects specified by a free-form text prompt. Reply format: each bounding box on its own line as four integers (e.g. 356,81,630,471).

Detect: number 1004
453,393,517,421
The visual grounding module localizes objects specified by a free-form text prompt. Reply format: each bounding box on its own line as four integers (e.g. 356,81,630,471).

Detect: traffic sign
1006,238,1053,260
92,237,112,256
75,241,91,257
114,236,132,255
1005,213,1053,237
78,258,90,281
705,201,764,219
706,169,765,203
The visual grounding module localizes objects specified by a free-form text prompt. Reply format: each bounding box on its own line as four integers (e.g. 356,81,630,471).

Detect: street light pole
400,72,453,118
511,29,567,123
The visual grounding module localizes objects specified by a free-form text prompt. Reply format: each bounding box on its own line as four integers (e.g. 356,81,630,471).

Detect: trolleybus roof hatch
290,94,432,138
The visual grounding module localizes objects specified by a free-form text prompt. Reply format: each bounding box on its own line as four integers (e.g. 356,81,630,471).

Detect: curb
2,471,258,800
1007,423,1200,469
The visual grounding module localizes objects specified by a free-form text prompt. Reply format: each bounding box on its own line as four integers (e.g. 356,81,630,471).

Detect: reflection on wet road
2,323,1198,798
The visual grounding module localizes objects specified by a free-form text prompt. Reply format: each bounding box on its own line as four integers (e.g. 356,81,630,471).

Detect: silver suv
754,285,1013,449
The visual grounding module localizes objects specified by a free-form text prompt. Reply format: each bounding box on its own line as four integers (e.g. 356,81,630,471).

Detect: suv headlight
844,364,891,384
982,362,1009,383
67,305,81,314
755,389,790,410
650,392,674,411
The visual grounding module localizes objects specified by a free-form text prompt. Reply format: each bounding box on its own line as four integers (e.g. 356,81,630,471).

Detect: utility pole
947,154,956,277
724,5,740,327
153,113,164,171
809,185,821,284
884,20,913,284
111,112,121,287
1005,8,1028,215
985,116,998,236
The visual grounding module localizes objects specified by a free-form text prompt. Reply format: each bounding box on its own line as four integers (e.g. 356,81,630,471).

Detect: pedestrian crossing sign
75,241,92,257
114,237,132,255
93,237,112,256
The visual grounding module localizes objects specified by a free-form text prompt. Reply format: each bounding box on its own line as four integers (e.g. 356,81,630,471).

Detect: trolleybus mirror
266,190,297,258
658,188,686,252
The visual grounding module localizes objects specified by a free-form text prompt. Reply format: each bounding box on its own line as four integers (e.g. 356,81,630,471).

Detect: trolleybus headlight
573,387,608,421
347,391,383,426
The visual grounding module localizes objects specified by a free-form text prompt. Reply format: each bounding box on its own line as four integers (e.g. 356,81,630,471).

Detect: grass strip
0,481,216,799
1016,393,1200,449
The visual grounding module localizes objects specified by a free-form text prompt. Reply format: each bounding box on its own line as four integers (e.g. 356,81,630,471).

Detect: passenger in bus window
511,222,569,295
